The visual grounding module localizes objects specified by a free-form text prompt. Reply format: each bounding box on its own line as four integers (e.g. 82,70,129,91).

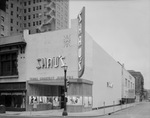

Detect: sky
69,0,150,89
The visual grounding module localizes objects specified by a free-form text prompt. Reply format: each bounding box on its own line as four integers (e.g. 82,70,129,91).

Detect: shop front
0,82,26,111
26,78,93,112
26,78,65,111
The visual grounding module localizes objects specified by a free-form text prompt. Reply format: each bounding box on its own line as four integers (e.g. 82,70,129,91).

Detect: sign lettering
36,56,65,69
77,7,85,78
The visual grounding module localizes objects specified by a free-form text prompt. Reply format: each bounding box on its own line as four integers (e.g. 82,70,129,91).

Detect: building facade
0,0,69,36
128,70,144,101
0,8,135,112
119,64,135,104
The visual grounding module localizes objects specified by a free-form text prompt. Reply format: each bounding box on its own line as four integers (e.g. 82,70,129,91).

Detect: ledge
27,78,93,85
0,75,19,79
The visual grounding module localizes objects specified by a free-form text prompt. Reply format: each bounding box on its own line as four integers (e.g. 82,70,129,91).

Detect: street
99,102,150,118
0,102,150,118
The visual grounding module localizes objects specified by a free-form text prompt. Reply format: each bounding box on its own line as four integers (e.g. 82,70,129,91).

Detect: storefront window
0,92,26,109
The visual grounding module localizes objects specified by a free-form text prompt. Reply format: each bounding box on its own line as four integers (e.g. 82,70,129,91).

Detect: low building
0,8,135,112
128,70,144,102
119,64,135,104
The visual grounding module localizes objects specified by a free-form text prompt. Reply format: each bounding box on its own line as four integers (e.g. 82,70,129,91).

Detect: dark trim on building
27,78,93,86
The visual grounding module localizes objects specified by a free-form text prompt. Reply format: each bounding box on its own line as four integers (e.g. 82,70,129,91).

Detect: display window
0,92,26,110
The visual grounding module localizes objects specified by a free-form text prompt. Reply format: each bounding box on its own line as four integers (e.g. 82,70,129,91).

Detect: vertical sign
77,7,85,78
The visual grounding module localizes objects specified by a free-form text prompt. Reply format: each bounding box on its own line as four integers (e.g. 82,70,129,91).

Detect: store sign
107,82,113,88
36,55,65,69
77,7,85,78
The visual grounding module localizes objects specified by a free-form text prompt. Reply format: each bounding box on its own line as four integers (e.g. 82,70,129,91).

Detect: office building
0,0,69,36
0,10,9,37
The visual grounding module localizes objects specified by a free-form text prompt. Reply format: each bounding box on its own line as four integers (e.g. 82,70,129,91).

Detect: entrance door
0,95,5,105
5,95,12,107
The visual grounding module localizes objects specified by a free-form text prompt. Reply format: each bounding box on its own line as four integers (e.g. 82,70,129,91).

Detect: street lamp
62,65,68,116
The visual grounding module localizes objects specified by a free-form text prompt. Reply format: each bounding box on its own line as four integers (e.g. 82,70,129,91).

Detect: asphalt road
99,102,150,118
0,102,150,118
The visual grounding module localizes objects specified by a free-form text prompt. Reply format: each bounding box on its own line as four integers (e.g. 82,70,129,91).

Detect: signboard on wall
77,7,85,78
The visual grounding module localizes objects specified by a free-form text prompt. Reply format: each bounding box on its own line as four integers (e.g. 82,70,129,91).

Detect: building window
33,7,35,11
36,13,38,18
36,28,39,33
24,2,26,6
39,20,41,25
28,15,31,20
6,4,8,9
39,5,42,10
28,1,31,5
11,11,13,15
17,7,19,11
1,25,4,31
128,80,130,88
11,3,13,8
33,14,35,18
125,78,127,87
24,23,26,27
24,9,26,13
28,23,30,27
36,6,38,10
10,19,13,23
33,22,35,26
28,8,31,12
0,53,18,76
24,16,26,20
36,21,38,25
1,16,4,22
11,26,13,31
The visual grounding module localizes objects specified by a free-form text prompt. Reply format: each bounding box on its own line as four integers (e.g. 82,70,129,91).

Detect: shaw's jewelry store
0,8,134,112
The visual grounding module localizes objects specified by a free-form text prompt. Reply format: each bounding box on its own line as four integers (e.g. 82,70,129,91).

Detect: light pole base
62,110,68,116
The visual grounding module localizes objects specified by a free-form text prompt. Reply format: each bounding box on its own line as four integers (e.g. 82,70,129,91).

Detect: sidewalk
1,103,138,117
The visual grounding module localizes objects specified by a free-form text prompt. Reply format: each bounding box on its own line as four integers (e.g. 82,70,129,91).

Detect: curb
0,103,138,117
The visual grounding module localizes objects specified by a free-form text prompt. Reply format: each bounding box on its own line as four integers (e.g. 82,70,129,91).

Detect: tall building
0,0,69,36
0,10,9,37
128,70,144,101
